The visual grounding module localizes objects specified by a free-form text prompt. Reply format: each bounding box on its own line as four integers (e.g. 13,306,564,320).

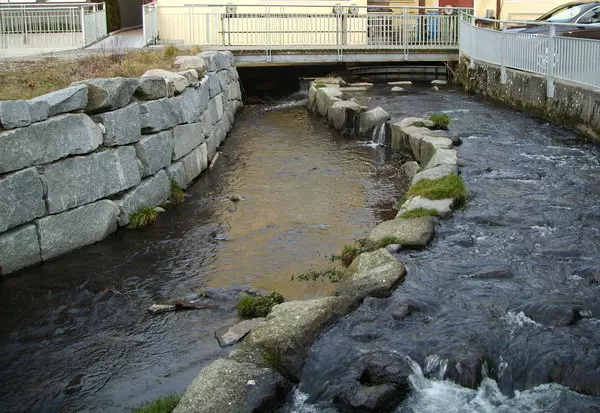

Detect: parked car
509,1,600,37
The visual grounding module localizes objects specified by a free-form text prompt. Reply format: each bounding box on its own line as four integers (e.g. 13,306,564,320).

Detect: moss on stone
333,236,404,268
400,208,440,219
314,83,327,89
294,268,344,283
236,292,284,319
406,173,467,202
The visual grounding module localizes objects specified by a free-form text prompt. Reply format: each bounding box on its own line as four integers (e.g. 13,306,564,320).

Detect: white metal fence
149,4,470,59
143,2,158,46
0,3,107,52
459,15,600,97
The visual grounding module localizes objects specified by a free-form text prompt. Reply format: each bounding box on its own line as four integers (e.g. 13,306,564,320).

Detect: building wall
474,0,565,20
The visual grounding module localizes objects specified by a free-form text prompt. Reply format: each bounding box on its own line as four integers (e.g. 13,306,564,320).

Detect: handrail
465,14,600,28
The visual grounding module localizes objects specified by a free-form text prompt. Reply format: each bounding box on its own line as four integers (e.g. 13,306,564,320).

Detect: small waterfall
372,122,387,146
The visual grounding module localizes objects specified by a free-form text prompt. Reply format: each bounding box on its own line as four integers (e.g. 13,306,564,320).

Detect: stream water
0,92,406,412
286,85,600,412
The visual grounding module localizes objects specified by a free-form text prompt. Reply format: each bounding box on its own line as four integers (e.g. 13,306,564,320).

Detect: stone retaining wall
457,56,600,142
0,51,243,277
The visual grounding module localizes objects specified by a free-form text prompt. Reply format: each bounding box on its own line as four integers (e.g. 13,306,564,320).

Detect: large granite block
73,77,138,112
92,103,141,146
172,123,204,160
135,131,173,177
43,146,141,214
0,100,31,129
114,170,171,226
0,224,41,276
166,161,187,189
207,73,222,98
0,167,46,232
181,143,208,185
29,84,87,118
0,114,103,174
36,200,119,261
176,88,204,124
139,98,183,133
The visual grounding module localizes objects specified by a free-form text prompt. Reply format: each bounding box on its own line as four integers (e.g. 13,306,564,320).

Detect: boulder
328,100,364,131
515,299,590,327
135,130,174,177
180,143,208,185
91,102,141,146
217,70,231,91
207,73,222,98
198,76,212,108
307,85,318,112
315,87,343,117
228,66,239,81
135,77,170,100
244,296,357,380
36,199,119,261
425,148,458,170
174,56,206,77
173,358,288,413
114,170,171,226
391,86,405,92
30,84,87,117
215,318,265,347
333,382,402,412
174,87,204,124
0,224,41,276
398,196,454,218
142,69,188,95
0,114,102,174
0,167,46,232
400,161,420,180
42,146,141,214
228,81,242,101
73,77,138,112
357,107,390,138
0,100,31,129
172,122,205,160
166,161,187,189
139,98,183,133
27,100,50,123
412,163,458,185
178,69,199,87
336,249,406,299
198,51,219,72
216,51,233,70
420,136,454,166
368,218,435,248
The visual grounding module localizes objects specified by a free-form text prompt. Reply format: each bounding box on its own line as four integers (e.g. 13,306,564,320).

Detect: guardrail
143,1,158,46
150,4,471,60
0,3,107,52
459,14,600,97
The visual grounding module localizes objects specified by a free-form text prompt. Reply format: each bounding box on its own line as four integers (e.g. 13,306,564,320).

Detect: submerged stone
215,318,265,347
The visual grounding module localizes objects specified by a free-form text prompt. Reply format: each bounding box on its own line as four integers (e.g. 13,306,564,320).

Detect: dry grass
0,47,195,101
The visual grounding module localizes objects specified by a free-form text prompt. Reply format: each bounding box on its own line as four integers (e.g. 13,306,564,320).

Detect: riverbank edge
456,56,600,142
172,81,465,413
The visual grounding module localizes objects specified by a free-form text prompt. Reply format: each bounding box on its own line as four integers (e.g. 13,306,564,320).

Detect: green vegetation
400,208,440,219
294,268,344,283
170,183,185,205
0,47,195,100
236,292,284,319
190,45,202,55
406,173,467,202
128,206,159,229
410,121,426,127
332,236,405,267
131,394,181,413
429,113,451,130
314,83,327,89
263,352,284,372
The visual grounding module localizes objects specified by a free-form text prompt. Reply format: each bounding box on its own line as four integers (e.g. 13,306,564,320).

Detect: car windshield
538,4,585,22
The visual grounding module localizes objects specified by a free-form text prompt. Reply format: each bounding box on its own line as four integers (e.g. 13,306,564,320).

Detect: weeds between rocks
429,113,451,130
332,236,405,267
293,268,345,283
236,292,285,319
128,206,159,229
0,46,194,100
131,394,181,413
169,183,185,205
406,173,467,202
400,208,440,219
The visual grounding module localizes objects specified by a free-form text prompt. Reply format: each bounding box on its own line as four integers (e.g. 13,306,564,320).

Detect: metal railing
151,4,471,60
0,3,107,51
143,1,158,46
459,14,600,97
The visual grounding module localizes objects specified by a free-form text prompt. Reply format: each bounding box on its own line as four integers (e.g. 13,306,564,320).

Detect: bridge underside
203,48,458,67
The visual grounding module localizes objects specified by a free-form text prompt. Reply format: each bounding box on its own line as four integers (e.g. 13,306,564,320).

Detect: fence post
547,24,555,98
500,22,507,84
403,8,408,59
468,15,475,68
80,5,86,46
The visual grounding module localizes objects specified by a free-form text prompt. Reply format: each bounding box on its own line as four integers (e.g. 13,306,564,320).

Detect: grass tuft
190,45,202,55
400,208,440,219
314,83,327,89
294,268,344,283
169,183,185,205
429,113,451,130
162,44,180,59
332,236,404,267
406,173,467,202
129,206,159,229
236,292,284,319
131,394,181,413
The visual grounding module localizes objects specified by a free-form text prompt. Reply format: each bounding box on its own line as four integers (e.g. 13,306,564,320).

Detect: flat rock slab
30,84,87,118
142,69,188,95
412,164,458,185
336,249,406,299
0,224,41,276
398,196,454,218
173,358,288,413
174,55,205,77
0,167,46,232
388,81,412,85
215,318,265,347
0,100,31,129
431,79,448,85
244,296,357,380
73,77,138,112
368,217,435,248
391,86,405,92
